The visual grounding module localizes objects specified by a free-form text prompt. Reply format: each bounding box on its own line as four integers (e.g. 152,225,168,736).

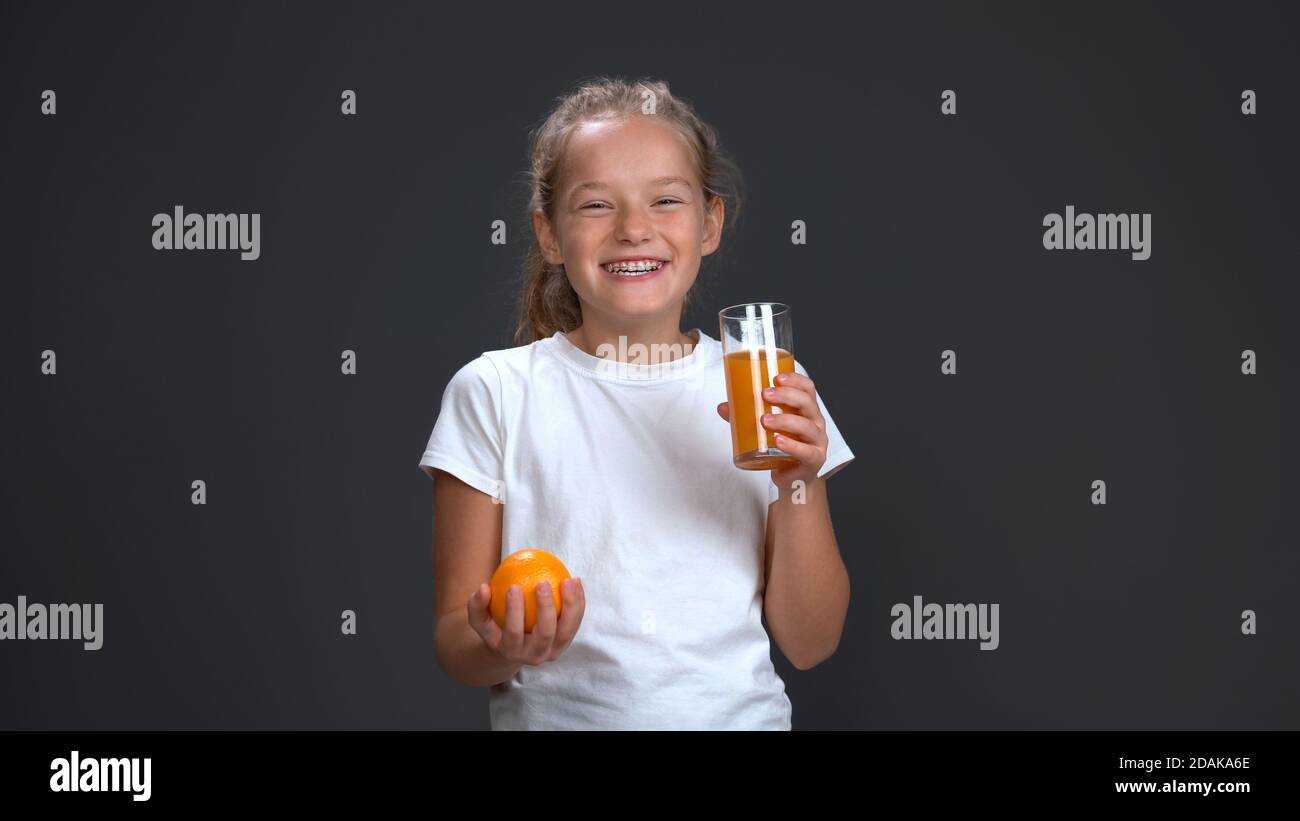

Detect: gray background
1,0,1295,729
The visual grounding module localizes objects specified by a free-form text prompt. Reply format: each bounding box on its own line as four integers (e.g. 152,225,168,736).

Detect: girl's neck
564,314,697,363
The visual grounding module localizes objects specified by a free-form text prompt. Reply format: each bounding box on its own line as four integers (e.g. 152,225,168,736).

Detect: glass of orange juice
719,302,800,471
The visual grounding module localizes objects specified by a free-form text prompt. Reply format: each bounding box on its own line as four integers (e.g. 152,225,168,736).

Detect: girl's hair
513,76,745,346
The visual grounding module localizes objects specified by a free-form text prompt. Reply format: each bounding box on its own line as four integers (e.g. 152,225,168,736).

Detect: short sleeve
768,359,855,504
418,355,505,501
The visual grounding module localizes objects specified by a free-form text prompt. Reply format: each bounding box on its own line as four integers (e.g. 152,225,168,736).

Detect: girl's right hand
467,578,586,666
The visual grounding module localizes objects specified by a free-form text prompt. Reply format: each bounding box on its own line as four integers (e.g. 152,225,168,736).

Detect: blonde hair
513,76,744,345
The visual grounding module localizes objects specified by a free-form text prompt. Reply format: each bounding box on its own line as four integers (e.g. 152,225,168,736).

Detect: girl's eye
582,199,680,210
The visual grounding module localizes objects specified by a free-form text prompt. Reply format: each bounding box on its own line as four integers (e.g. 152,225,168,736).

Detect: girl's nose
614,208,653,242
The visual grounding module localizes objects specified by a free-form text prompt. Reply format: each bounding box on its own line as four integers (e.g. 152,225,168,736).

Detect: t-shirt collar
547,327,718,382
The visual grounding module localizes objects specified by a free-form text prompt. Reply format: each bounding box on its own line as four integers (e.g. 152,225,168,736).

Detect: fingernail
763,387,775,396
538,582,551,596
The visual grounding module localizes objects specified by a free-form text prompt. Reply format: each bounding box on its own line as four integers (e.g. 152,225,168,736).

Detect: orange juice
724,348,800,470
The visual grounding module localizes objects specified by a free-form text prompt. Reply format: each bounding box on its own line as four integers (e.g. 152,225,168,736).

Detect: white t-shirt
418,327,854,730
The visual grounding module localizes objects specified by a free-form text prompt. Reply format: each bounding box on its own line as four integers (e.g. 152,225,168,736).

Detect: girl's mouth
601,259,668,281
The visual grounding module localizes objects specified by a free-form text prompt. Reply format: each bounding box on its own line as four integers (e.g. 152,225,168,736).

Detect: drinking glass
719,302,799,471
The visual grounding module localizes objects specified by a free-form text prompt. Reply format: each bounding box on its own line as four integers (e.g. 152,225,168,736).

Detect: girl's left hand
716,371,827,486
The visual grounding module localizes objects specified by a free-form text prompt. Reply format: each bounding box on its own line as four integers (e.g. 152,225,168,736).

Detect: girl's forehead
561,117,697,184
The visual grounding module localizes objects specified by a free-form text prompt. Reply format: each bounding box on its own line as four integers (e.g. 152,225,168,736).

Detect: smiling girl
419,77,854,730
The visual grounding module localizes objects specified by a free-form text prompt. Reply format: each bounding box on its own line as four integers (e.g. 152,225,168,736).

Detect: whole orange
489,549,572,632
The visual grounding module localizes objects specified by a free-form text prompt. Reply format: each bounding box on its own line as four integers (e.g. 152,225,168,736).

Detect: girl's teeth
604,260,664,275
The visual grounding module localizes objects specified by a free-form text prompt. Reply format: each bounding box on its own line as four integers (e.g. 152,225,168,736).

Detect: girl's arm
763,476,850,670
431,469,523,687
721,369,851,670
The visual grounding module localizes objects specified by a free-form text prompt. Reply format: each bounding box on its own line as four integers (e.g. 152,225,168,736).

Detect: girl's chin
592,288,686,317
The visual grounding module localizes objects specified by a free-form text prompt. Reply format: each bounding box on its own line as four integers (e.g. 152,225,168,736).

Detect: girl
419,77,854,730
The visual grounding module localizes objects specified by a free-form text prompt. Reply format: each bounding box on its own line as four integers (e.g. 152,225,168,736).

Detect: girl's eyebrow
569,176,692,199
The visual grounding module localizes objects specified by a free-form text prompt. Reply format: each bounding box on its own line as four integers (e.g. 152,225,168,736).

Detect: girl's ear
701,195,725,257
533,209,564,265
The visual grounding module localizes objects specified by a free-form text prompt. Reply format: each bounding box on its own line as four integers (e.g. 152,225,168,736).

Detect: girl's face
534,115,724,326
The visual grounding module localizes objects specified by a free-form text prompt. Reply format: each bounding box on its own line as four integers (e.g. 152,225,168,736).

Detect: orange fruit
489,549,572,632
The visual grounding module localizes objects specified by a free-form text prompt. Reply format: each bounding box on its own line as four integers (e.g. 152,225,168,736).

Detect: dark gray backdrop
2,0,1296,729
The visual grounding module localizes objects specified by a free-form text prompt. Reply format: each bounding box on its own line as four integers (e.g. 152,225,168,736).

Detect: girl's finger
468,584,502,649
526,582,559,658
500,584,526,657
761,386,823,426
773,432,823,465
548,578,585,660
553,578,583,638
716,402,730,422
761,412,825,445
774,371,816,395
